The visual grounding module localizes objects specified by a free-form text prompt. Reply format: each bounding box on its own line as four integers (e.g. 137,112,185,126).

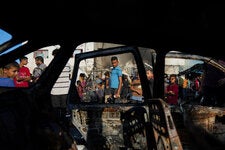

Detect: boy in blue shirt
0,62,19,87
109,56,122,103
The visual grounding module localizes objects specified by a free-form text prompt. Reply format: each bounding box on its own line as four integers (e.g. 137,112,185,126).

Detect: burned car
0,41,183,150
1,1,225,150
165,50,225,149
1,37,225,150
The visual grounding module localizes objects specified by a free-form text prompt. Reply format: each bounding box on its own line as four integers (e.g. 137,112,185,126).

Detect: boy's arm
116,76,122,97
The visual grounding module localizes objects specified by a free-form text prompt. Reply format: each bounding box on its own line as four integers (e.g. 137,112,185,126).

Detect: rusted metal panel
184,105,225,144
149,99,183,150
72,106,149,149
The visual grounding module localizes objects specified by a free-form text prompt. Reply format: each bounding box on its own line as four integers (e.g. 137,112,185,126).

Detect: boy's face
4,67,18,78
21,59,28,65
170,76,176,83
111,59,118,68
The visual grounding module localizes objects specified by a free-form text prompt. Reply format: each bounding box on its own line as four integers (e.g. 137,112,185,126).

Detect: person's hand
16,76,26,81
167,91,174,95
114,93,120,98
68,141,78,150
135,90,141,95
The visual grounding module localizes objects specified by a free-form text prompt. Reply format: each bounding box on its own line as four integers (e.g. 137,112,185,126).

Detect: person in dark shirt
146,66,154,98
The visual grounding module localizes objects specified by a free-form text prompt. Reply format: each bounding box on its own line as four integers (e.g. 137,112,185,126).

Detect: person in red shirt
14,56,31,87
76,80,84,101
165,74,179,105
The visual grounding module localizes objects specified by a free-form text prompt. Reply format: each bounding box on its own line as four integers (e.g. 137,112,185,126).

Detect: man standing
32,56,47,82
146,66,154,98
109,56,122,103
50,49,72,128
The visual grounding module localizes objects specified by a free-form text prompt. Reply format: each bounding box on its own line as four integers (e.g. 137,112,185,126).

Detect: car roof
1,1,225,60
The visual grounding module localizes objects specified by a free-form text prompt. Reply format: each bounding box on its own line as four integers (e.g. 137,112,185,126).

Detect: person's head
97,82,103,88
35,56,44,66
104,71,110,77
169,74,177,84
122,74,128,80
52,49,59,56
19,56,28,66
80,73,85,78
96,78,103,87
135,73,140,79
3,62,20,78
79,73,85,82
111,56,119,68
146,67,154,80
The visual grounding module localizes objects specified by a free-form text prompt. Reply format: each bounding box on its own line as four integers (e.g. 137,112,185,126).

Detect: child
103,71,111,103
0,62,20,87
76,80,84,101
165,74,179,105
130,73,143,102
14,56,31,87
95,79,104,103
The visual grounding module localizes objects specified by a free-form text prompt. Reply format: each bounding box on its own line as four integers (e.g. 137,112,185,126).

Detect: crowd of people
0,55,47,87
165,73,202,106
1,50,83,150
0,54,205,149
75,56,155,104
0,50,72,123
73,55,203,107
1,53,204,107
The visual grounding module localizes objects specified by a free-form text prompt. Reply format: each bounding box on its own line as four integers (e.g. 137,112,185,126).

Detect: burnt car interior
1,1,225,150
